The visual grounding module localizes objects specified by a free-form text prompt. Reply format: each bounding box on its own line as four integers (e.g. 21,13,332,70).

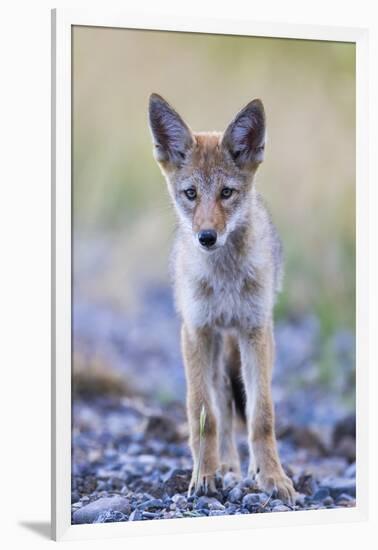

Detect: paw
255,469,296,504
188,471,217,497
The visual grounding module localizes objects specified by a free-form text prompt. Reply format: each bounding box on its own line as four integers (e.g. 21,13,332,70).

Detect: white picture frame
51,8,369,541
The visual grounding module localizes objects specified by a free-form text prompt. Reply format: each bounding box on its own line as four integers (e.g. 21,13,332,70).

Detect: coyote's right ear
222,99,266,170
148,94,194,167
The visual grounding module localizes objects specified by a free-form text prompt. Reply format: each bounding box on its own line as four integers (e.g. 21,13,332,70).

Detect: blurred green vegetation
73,27,355,335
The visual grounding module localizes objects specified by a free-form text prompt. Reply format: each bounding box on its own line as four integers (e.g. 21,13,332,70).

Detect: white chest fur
174,241,273,332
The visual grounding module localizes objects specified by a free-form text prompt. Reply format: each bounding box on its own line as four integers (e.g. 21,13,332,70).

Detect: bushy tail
230,370,246,421
224,334,246,421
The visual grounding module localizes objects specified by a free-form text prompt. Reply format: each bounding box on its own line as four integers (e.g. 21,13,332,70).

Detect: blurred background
72,26,356,521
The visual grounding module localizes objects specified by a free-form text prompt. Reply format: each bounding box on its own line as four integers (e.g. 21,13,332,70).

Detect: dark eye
184,188,197,200
221,187,233,199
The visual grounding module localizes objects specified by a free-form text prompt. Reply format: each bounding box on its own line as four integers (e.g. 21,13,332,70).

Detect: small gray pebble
323,496,334,506
209,500,225,511
272,505,291,512
127,443,142,455
138,498,164,510
171,494,187,508
225,504,237,514
209,509,225,516
313,487,330,501
73,496,131,525
96,510,127,523
228,487,243,503
142,492,155,501
241,478,258,491
142,511,158,519
336,492,354,502
322,477,356,498
195,496,224,510
242,493,261,510
223,472,239,490
295,493,307,506
129,509,143,521
345,463,356,479
336,493,356,506
110,477,124,490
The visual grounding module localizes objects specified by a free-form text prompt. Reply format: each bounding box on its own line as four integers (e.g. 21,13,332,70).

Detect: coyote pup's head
148,94,266,251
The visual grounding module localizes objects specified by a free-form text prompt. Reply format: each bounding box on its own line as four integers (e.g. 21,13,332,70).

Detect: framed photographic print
51,8,369,541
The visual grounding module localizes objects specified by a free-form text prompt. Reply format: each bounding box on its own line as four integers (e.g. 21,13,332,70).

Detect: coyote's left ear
148,93,194,168
222,99,266,169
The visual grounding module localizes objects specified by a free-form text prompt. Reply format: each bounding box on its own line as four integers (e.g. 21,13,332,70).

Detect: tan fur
181,325,219,492
148,94,295,502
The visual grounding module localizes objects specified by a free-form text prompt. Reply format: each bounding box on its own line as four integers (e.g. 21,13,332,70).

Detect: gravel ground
72,286,355,524
72,396,356,524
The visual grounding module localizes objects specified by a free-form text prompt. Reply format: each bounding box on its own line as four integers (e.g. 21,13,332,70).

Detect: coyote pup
148,94,295,502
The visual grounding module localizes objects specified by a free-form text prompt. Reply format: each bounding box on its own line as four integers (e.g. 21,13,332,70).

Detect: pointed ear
222,99,266,169
148,93,194,167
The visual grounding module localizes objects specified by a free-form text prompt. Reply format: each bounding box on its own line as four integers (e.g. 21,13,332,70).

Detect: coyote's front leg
239,325,295,503
181,324,220,495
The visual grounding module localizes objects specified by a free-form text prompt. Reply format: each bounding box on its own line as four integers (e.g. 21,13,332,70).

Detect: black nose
198,229,217,248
